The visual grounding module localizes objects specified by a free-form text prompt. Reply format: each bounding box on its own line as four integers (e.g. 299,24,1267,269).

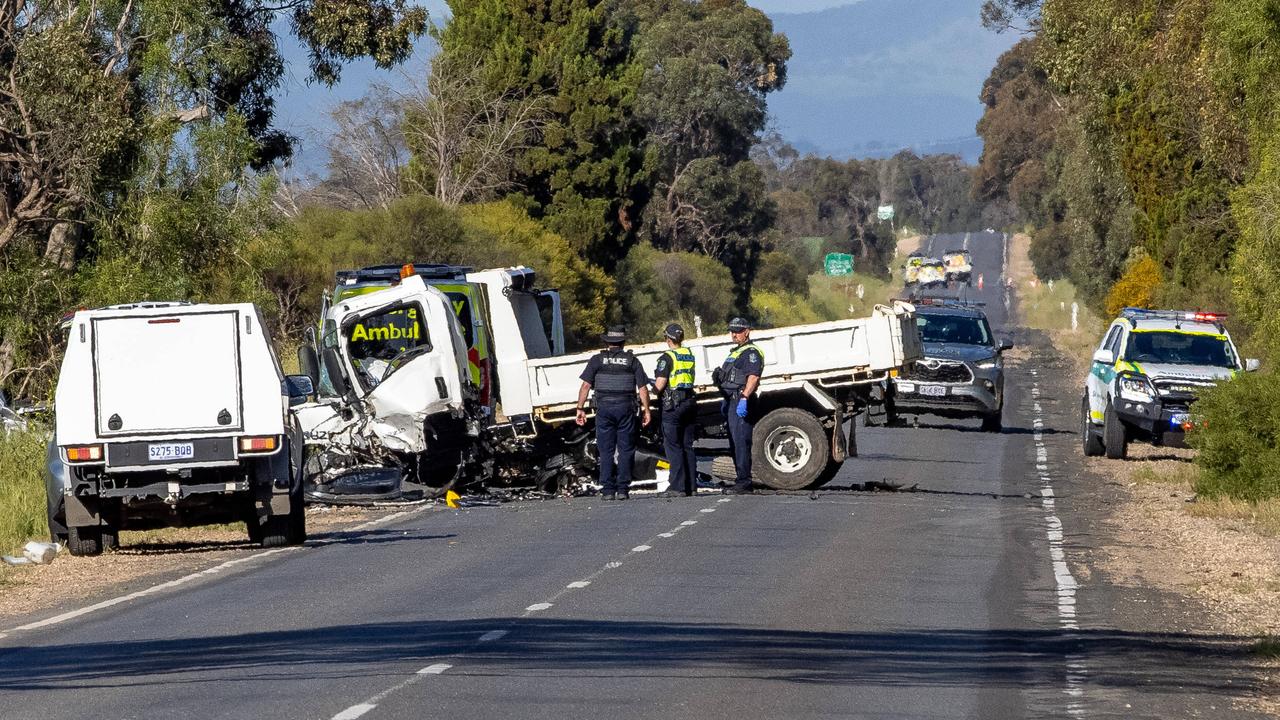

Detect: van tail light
65,444,104,463
239,436,278,454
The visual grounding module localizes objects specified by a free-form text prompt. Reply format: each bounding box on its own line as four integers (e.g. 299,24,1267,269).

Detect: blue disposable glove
736,398,748,418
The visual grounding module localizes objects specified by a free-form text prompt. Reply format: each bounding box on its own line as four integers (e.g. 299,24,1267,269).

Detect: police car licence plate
1169,413,1191,429
149,442,195,462
919,385,947,397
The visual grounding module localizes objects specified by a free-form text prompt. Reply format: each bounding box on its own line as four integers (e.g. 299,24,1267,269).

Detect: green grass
0,428,53,557
807,272,898,320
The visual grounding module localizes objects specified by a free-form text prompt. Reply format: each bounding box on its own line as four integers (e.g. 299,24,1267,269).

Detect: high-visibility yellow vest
665,347,696,389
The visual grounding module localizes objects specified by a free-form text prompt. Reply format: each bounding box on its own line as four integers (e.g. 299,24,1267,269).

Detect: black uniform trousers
724,396,754,490
662,398,698,495
595,399,637,495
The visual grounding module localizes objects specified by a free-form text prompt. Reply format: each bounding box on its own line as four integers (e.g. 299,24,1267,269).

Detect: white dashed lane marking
478,630,508,643
417,663,452,675
632,545,651,552
332,703,377,720
681,520,698,526
699,508,716,513
566,581,591,589
525,602,553,612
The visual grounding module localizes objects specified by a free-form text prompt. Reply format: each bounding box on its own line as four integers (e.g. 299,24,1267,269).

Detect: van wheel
1082,398,1104,457
67,525,102,557
1103,403,1128,460
752,408,830,491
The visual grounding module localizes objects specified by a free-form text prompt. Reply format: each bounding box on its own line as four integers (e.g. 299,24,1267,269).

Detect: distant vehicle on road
50,302,314,555
942,250,973,286
1082,308,1258,459
889,299,1011,432
903,253,926,286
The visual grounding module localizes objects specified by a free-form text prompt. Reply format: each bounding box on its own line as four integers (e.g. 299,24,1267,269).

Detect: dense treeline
976,0,1280,499
0,0,991,400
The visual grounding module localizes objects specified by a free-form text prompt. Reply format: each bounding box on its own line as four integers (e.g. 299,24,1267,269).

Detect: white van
51,302,313,555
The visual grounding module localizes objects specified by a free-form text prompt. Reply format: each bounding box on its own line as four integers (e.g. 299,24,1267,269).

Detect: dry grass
1187,496,1280,537
1006,233,1104,374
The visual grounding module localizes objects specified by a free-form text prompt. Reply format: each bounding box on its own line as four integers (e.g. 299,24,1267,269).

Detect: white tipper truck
50,302,314,555
298,266,922,494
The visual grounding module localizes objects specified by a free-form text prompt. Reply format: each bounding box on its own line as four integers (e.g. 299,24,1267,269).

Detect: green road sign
877,204,895,221
824,253,854,276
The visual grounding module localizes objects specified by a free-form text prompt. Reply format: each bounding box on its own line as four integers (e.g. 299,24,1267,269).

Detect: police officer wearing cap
576,325,651,500
654,323,698,498
714,317,763,494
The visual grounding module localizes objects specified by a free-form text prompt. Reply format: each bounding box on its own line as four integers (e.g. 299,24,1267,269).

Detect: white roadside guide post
1072,302,1079,332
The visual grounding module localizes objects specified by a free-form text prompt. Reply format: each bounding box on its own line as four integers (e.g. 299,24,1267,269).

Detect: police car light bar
1121,308,1228,322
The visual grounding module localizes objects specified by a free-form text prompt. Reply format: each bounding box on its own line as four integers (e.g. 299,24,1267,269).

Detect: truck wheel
710,456,736,483
67,525,102,557
808,459,844,489
1081,398,1104,457
100,523,119,552
752,408,830,491
1103,403,1128,460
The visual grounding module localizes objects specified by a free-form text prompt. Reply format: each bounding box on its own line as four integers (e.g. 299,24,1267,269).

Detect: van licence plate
149,442,195,462
919,385,947,398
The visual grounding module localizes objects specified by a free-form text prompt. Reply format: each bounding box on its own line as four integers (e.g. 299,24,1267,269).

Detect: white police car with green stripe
1082,308,1259,459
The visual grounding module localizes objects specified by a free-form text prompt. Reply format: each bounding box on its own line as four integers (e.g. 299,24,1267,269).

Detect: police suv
1082,308,1259,459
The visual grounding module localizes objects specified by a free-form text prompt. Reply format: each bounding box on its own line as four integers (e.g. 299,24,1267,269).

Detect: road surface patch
332,703,377,720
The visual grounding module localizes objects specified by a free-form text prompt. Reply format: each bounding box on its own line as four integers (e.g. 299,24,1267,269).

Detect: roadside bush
1104,255,1163,317
755,250,809,296
0,428,51,557
1189,372,1280,502
618,245,735,342
751,289,822,328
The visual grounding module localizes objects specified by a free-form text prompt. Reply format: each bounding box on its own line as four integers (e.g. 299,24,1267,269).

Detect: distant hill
769,0,1018,163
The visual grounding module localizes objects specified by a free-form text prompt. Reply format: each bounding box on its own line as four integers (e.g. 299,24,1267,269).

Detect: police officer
715,317,763,495
576,325,651,500
653,323,698,498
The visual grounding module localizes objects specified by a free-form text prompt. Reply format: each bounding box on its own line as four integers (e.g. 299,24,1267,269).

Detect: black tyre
67,525,102,557
100,522,119,552
1103,403,1128,460
751,408,830,491
808,459,844,490
260,436,306,548
710,456,736,483
1081,398,1104,457
981,409,1002,433
260,516,291,548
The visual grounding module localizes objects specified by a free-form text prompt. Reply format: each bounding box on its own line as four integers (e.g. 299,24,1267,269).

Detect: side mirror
284,375,315,406
298,342,320,389
322,347,352,400
1092,348,1116,365
998,337,1014,351
1246,358,1261,372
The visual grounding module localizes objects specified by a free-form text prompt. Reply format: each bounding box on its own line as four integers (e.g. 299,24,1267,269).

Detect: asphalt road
0,232,1269,719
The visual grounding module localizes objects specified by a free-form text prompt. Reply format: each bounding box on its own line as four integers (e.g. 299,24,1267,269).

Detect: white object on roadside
2,541,60,566
856,284,865,300
1072,302,1079,332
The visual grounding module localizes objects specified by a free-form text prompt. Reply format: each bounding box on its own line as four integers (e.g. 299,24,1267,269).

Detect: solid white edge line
332,703,377,720
7,547,293,633
417,663,452,675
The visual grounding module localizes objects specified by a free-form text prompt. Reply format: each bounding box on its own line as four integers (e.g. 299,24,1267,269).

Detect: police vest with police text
664,348,696,390
592,350,638,397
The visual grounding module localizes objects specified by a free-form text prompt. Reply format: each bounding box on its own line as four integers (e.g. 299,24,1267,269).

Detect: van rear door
93,310,242,436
